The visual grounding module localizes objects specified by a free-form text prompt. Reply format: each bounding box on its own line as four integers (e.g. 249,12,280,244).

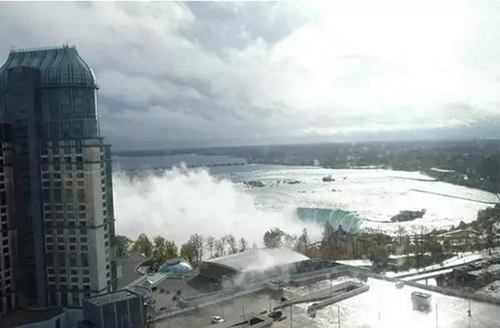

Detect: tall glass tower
0,45,117,315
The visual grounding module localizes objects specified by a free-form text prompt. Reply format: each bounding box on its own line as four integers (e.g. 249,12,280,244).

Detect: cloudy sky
1,0,500,150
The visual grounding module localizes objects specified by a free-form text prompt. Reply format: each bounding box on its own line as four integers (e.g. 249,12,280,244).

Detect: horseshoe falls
238,166,498,235
296,208,361,232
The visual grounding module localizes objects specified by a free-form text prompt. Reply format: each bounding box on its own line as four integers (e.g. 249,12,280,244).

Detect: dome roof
0,45,96,88
159,259,193,276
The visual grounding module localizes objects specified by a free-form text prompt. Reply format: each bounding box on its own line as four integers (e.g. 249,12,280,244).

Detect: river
112,154,498,243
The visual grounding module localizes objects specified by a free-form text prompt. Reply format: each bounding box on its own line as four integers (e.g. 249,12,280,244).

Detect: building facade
0,122,16,316
0,45,117,316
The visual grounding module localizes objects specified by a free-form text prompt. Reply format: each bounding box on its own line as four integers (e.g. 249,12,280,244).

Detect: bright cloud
1,0,500,148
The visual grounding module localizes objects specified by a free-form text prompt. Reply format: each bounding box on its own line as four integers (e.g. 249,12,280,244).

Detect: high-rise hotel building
0,45,117,316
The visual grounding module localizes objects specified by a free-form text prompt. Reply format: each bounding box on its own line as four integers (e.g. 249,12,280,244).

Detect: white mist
112,166,321,246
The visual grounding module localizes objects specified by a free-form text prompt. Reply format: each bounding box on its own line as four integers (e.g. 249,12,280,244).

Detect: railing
11,44,75,53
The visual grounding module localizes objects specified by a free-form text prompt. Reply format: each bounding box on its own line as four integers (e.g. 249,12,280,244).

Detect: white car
211,316,224,324
396,281,405,289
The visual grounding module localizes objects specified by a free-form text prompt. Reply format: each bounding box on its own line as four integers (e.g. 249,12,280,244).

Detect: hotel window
77,190,85,203
65,189,73,201
69,253,77,266
81,253,89,267
58,253,66,266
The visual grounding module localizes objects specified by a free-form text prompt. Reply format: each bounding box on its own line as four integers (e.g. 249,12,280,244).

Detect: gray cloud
1,1,500,149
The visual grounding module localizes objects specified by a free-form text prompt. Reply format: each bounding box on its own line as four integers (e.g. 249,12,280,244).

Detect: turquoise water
296,207,361,232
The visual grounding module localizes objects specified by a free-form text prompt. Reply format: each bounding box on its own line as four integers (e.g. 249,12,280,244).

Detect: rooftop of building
203,248,309,273
117,251,152,289
0,44,96,88
147,256,340,312
85,289,141,307
150,269,219,309
1,308,64,328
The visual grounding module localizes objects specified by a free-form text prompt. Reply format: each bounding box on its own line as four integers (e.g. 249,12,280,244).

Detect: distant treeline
113,139,500,193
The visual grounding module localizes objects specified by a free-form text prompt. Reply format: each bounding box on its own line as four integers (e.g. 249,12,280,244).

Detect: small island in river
244,180,265,188
391,209,427,222
322,175,335,182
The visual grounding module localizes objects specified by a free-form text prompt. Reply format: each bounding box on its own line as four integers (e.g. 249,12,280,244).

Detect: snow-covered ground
337,259,372,267
476,281,500,299
387,252,486,278
238,167,498,234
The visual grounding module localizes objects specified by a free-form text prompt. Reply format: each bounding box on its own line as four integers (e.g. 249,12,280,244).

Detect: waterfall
296,207,361,232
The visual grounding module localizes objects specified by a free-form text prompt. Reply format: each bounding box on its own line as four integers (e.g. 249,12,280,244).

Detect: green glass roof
0,45,96,88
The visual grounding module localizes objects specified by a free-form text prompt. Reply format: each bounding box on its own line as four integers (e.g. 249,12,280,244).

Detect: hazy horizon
112,136,500,154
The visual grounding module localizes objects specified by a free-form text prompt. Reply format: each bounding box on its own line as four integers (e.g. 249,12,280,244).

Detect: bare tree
226,235,238,254
283,234,298,249
215,239,225,257
239,237,248,252
263,228,284,248
206,236,215,259
187,234,204,264
297,228,309,246
395,226,409,256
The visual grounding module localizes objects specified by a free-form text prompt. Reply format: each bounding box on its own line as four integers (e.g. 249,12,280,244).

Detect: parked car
268,311,283,319
211,316,224,324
